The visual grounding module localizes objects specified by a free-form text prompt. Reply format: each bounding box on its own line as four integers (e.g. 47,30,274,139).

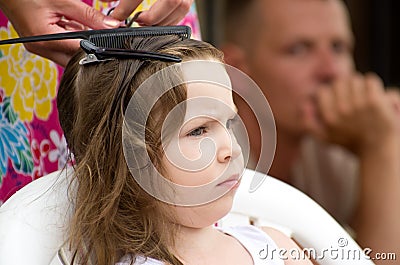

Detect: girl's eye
226,115,239,130
187,126,207,137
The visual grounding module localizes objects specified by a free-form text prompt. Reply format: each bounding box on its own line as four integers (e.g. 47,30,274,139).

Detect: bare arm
352,86,400,259
304,73,400,262
0,0,121,66
354,124,400,258
261,227,314,265
0,0,193,66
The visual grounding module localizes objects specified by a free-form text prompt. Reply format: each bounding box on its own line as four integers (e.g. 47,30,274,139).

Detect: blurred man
222,0,400,259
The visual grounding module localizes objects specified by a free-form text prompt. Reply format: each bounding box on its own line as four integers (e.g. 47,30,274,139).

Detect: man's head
223,0,355,137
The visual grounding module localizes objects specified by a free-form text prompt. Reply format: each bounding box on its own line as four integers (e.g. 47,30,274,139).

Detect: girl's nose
217,127,242,163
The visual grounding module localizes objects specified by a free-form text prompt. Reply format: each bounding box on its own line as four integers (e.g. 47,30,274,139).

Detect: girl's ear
220,44,250,75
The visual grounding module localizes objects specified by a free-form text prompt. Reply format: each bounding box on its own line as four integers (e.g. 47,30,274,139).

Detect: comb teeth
88,26,191,49
0,26,191,48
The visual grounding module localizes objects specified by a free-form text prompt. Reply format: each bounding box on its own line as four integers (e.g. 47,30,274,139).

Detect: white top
216,225,284,265
116,225,284,265
292,137,358,226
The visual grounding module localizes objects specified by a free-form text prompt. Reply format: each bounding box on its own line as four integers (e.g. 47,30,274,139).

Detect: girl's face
162,75,245,228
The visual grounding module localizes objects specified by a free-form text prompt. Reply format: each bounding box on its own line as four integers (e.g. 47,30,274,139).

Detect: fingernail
103,17,121,27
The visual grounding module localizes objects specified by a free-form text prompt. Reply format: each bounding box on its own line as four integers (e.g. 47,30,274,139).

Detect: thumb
110,0,143,21
62,1,122,29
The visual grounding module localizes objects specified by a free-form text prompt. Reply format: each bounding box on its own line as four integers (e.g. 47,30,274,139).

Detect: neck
173,224,253,264
173,225,221,262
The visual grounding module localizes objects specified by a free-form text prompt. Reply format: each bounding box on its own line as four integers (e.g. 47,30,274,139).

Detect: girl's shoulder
260,226,314,265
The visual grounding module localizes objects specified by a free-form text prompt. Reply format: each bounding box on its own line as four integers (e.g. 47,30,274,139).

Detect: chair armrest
222,169,374,265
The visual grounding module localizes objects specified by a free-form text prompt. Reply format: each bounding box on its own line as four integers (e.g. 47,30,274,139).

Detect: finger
316,84,337,128
110,0,143,21
154,0,192,26
57,19,87,31
365,74,400,136
24,38,80,67
58,0,122,29
349,73,366,111
386,89,400,115
135,0,192,26
135,2,176,26
307,85,336,140
300,98,326,140
33,20,82,65
47,44,77,67
332,75,351,116
364,72,385,105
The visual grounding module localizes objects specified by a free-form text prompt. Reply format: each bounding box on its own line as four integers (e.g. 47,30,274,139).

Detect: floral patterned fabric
0,0,201,204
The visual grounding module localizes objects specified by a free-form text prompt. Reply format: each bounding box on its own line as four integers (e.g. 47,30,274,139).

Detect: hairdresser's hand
0,0,122,67
109,0,193,25
303,73,400,155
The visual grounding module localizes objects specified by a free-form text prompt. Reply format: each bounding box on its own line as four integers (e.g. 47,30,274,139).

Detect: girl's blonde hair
57,35,223,265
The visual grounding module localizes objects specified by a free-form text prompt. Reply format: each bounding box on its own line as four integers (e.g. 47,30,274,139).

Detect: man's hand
110,0,193,26
303,73,400,155
303,73,400,255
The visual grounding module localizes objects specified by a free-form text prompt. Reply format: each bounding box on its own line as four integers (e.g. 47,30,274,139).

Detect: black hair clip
79,39,182,65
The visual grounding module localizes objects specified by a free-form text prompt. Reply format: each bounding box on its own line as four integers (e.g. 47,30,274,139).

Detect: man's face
245,0,355,136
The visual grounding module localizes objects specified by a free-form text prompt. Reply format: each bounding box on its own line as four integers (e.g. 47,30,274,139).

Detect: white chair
0,169,374,265
0,170,72,265
221,169,374,264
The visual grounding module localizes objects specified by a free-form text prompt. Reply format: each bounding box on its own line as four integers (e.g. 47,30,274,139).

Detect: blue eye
187,126,207,137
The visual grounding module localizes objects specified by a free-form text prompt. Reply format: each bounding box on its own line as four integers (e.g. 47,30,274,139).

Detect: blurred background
196,0,400,87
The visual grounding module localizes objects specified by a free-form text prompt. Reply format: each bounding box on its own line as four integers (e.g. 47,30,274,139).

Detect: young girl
58,31,312,265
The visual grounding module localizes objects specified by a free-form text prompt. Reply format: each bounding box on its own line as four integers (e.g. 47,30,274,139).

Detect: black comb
0,26,191,49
